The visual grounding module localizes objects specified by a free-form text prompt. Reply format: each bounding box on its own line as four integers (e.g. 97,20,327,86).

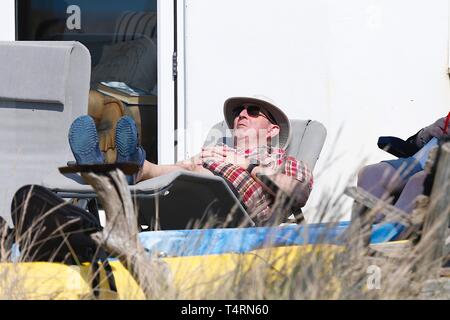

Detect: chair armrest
377,136,419,158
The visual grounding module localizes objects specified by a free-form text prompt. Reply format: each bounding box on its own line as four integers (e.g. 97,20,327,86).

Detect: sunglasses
232,105,277,124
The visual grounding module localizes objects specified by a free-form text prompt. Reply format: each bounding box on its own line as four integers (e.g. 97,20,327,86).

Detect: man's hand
174,157,215,175
200,146,250,169
176,155,204,172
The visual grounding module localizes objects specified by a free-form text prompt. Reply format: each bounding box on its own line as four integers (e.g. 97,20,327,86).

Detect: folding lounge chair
47,118,326,231
0,41,91,227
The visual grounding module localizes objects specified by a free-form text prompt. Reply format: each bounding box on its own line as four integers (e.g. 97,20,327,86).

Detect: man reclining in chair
68,96,313,225
357,115,450,225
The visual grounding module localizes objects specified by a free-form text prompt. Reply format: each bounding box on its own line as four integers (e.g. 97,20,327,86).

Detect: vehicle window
16,0,159,163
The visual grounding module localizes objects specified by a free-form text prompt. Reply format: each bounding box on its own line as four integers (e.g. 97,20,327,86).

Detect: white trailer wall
182,0,450,221
0,0,15,40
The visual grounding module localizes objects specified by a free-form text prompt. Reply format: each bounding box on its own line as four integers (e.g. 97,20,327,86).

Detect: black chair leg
87,198,100,224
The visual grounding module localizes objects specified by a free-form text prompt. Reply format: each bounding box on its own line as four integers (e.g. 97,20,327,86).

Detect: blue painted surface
139,221,404,257
9,221,404,261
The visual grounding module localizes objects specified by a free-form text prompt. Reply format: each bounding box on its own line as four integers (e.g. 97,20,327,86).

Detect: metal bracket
172,51,178,81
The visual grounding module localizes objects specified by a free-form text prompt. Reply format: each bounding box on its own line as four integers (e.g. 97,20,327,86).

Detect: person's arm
250,157,313,207
137,157,213,182
409,116,450,148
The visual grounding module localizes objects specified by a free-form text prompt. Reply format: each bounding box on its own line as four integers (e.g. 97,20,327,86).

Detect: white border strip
0,0,15,41
157,0,176,164
176,0,187,161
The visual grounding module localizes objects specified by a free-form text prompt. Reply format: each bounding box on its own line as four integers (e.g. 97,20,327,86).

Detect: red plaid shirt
202,144,313,223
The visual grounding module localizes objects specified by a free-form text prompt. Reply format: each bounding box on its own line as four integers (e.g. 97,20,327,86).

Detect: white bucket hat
223,95,291,149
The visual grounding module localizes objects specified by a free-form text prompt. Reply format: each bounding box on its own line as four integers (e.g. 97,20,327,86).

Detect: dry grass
0,165,448,300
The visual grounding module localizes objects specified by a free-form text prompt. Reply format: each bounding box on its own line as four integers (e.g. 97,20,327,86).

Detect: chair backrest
88,11,158,93
113,11,157,44
203,119,327,171
0,41,91,224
